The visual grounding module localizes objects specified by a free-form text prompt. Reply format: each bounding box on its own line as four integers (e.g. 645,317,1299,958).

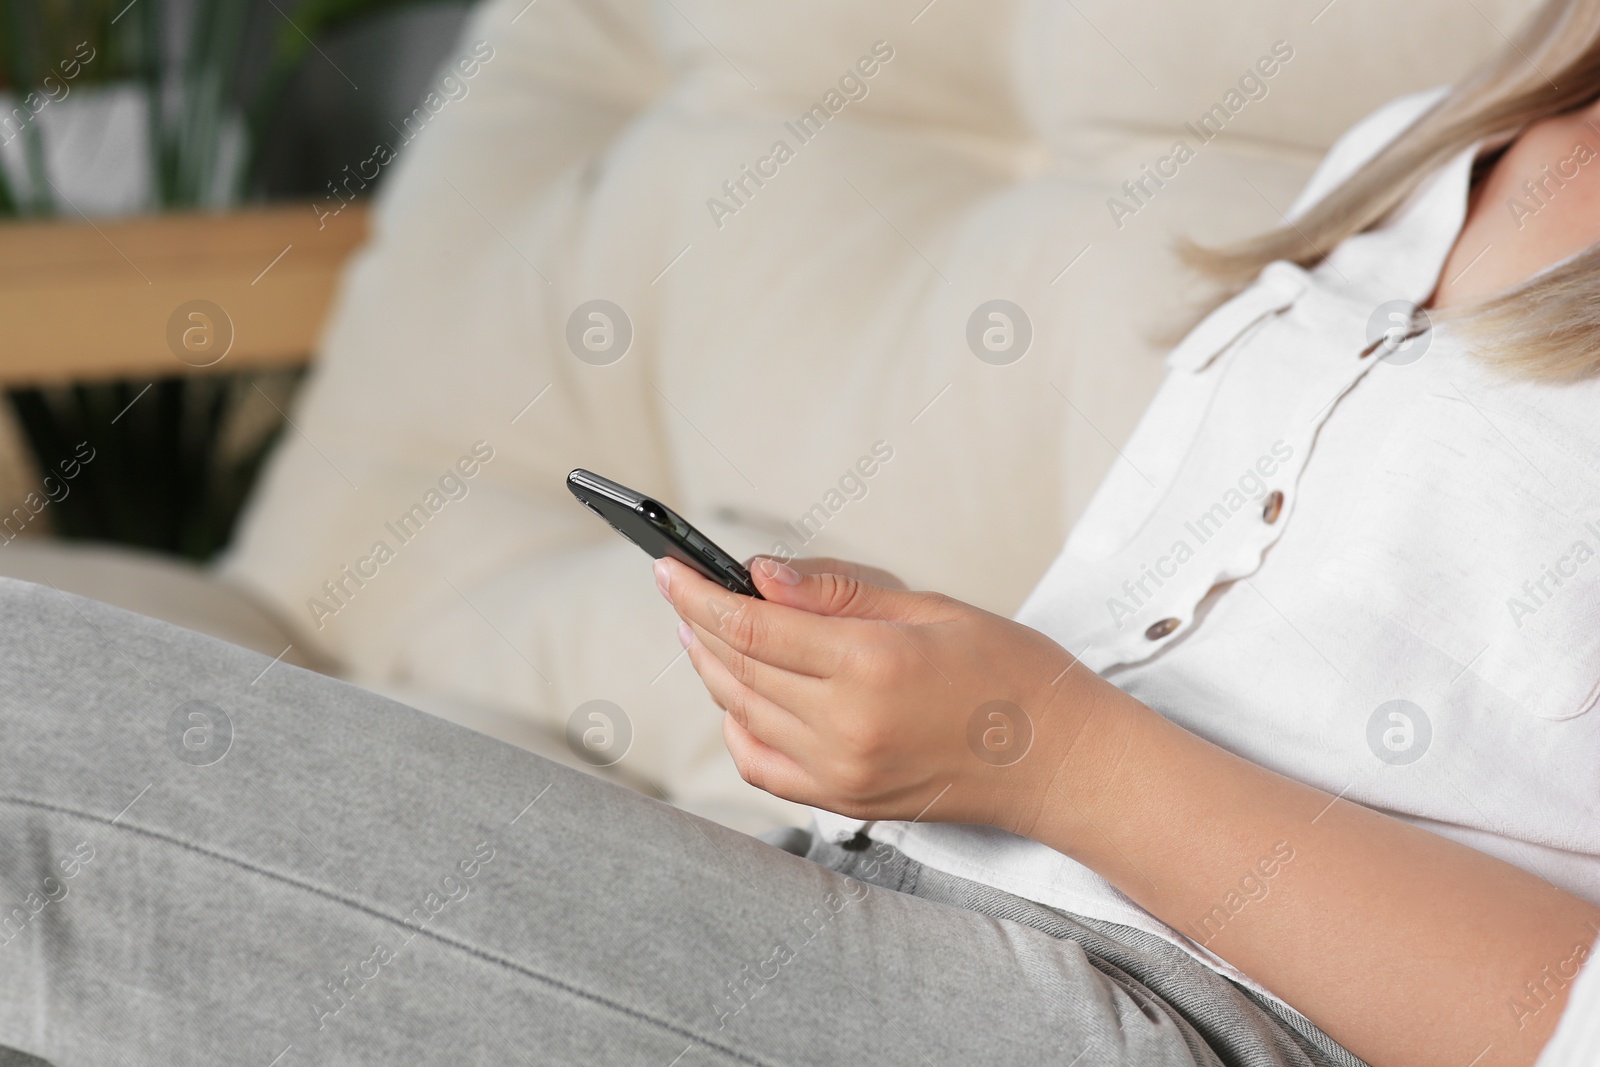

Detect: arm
656,555,1600,1067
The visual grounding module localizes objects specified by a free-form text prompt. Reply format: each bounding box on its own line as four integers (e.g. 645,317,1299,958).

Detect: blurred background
0,0,1539,832
0,0,469,559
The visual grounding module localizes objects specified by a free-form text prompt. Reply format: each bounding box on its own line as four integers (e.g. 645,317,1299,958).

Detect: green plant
8,375,289,558
0,0,435,559
0,0,432,213
0,0,148,216
240,0,438,199
146,0,253,207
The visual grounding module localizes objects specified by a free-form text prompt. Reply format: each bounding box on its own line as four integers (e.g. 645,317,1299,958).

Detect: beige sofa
10,0,1536,832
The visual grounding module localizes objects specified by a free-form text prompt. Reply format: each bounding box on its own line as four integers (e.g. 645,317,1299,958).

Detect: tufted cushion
1017,0,1534,162
656,0,1031,139
222,0,1539,830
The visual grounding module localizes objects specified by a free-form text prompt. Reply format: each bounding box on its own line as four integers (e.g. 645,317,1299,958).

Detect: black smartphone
567,469,763,598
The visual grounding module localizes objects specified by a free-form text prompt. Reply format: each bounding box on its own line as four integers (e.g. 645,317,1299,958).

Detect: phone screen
567,469,762,598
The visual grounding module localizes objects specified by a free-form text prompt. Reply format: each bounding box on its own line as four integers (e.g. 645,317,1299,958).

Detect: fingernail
755,557,802,585
677,621,694,649
654,558,672,601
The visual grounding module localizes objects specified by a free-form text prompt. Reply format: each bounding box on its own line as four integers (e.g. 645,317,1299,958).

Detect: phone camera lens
640,501,667,524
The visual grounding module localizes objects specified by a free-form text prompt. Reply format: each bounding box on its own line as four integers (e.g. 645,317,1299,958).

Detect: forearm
657,557,1598,1064
1024,681,1600,1067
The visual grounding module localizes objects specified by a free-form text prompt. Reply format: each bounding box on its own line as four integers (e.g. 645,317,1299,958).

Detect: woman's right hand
659,554,1085,831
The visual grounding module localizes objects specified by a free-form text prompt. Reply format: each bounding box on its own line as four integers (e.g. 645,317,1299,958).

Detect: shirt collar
1315,139,1482,309
1164,141,1482,375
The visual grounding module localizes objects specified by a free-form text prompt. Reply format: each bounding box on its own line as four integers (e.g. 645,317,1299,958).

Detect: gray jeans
0,578,1361,1066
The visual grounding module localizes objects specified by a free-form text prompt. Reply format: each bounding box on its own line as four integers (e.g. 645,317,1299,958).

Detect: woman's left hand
655,554,1094,832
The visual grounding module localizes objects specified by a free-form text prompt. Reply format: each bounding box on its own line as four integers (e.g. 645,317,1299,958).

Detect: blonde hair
1183,0,1600,378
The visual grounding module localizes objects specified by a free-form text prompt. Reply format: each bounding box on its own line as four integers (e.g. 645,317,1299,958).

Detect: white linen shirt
812,88,1600,996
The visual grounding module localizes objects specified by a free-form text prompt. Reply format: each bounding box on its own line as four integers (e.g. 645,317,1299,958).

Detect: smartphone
567,469,763,598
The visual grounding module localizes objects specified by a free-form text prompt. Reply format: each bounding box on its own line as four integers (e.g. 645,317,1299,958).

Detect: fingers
682,625,814,753
685,617,827,715
747,556,938,622
721,714,813,803
657,558,857,677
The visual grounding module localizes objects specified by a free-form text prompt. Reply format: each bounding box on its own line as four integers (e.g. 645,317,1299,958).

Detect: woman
3,4,1598,1067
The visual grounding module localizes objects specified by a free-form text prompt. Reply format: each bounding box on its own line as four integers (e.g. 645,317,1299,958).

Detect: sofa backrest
655,0,1034,144
224,0,1546,738
1017,0,1537,164
641,0,1540,176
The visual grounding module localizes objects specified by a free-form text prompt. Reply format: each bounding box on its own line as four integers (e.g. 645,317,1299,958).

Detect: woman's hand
661,556,1600,1067
655,554,1103,833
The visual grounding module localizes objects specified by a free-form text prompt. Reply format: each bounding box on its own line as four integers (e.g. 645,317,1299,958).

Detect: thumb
748,556,928,620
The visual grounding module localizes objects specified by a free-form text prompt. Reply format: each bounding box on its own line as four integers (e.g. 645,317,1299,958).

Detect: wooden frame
0,204,369,388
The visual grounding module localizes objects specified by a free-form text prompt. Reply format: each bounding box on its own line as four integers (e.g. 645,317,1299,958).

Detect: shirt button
1145,618,1180,641
1262,490,1284,524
